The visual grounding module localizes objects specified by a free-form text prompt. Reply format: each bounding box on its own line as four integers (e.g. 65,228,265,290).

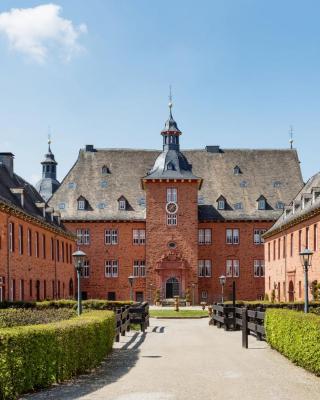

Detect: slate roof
35,177,60,202
0,163,71,235
144,149,200,181
49,147,303,222
265,171,320,237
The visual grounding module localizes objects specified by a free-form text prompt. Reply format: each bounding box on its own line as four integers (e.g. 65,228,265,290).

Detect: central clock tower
142,100,202,303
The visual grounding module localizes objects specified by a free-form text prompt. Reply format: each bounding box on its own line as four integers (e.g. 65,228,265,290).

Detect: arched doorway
288,280,294,302
166,277,179,298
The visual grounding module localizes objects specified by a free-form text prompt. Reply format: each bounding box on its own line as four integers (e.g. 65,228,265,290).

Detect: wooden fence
110,302,150,342
211,304,265,348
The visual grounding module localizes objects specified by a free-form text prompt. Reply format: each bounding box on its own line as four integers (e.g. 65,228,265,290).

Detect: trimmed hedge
0,310,115,400
0,299,133,310
265,309,320,375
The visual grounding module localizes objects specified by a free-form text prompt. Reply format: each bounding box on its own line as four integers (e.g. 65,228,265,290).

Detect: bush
0,310,115,400
265,309,320,375
0,299,133,311
0,308,75,328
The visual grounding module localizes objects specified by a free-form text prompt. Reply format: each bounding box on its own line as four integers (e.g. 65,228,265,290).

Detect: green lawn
150,309,209,318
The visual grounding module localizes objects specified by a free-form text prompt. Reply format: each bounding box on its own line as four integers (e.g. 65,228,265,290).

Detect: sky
0,1,320,184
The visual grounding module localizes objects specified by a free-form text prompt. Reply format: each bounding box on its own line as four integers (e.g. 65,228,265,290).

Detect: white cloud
0,3,87,63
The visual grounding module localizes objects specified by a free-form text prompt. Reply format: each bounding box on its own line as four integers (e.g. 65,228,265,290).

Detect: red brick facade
265,214,320,302
66,213,271,303
0,208,75,302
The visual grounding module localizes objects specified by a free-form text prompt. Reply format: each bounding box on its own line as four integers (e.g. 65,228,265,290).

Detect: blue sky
0,1,319,184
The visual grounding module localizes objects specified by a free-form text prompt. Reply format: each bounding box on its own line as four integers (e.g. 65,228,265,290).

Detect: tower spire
289,125,294,149
168,85,173,116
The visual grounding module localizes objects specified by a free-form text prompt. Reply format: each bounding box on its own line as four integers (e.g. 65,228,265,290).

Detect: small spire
47,126,52,153
289,125,294,149
168,85,173,116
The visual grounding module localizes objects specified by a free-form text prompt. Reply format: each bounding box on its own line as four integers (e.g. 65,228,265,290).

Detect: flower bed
0,310,115,400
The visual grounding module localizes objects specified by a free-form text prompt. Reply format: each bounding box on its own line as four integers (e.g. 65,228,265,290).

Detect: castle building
264,172,320,302
48,103,303,303
0,152,75,302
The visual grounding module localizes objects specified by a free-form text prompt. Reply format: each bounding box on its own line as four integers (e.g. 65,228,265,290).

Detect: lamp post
219,275,226,303
128,275,135,302
72,249,86,316
299,248,313,313
191,283,196,306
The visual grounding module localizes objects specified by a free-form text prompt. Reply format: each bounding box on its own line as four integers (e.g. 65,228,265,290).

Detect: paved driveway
24,318,320,400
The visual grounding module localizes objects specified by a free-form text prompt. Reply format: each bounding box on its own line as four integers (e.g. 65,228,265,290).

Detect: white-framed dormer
257,195,267,210
118,196,127,211
301,193,312,210
77,196,87,210
217,195,226,210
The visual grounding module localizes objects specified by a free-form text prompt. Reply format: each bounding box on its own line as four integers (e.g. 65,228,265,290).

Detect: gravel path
23,318,320,400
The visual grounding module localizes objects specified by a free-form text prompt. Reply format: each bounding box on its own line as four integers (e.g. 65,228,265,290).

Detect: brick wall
265,214,320,302
64,186,271,303
0,210,75,302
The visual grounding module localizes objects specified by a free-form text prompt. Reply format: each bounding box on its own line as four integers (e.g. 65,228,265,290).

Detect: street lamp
299,248,314,313
219,275,226,303
72,249,86,315
128,275,135,302
191,283,196,306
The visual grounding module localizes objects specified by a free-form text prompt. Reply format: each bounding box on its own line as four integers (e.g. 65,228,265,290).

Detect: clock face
166,202,178,214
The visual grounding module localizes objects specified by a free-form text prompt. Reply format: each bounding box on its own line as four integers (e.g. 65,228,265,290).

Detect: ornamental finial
168,85,173,113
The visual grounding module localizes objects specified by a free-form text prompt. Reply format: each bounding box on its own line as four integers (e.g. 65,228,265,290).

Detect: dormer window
118,196,127,211
77,196,87,210
217,196,226,210
233,166,241,175
276,201,285,210
257,196,267,210
101,165,110,175
166,162,175,171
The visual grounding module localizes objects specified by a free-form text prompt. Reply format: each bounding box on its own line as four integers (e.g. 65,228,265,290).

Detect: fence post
242,307,248,349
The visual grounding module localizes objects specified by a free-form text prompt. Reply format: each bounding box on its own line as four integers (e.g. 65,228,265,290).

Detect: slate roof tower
36,138,60,202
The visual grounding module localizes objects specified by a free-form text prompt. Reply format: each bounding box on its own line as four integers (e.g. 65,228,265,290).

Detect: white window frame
226,228,239,244
105,260,118,278
254,260,265,277
119,199,126,210
78,200,85,210
201,290,208,299
133,229,146,245
105,229,118,245
226,259,240,277
76,229,90,245
254,229,266,245
198,260,211,277
218,199,225,210
198,229,212,245
167,188,177,203
167,213,177,226
133,260,146,277
81,260,90,278
258,199,266,210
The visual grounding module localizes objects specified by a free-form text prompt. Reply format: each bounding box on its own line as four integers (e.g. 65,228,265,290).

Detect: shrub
0,310,115,400
0,308,75,328
265,309,320,375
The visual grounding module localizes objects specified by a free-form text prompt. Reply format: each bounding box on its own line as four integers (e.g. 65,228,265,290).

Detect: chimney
0,153,14,177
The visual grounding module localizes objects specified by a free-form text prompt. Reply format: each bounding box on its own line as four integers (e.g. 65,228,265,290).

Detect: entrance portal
166,277,180,298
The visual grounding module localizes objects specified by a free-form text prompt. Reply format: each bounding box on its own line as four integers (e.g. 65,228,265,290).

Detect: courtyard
23,317,320,400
